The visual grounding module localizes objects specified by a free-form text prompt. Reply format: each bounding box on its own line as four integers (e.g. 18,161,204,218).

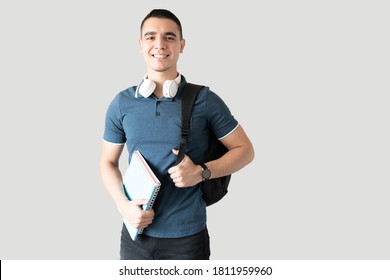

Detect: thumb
172,148,186,165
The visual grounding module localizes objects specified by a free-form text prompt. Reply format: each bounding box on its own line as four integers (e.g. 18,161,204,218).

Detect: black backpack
175,83,231,206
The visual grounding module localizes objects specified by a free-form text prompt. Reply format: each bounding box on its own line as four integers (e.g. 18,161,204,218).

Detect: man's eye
166,36,175,41
146,36,154,40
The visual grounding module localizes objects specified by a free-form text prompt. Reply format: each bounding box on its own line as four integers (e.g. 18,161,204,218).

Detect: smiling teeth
153,55,166,58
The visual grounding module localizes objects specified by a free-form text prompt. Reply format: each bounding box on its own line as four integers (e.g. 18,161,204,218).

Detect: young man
99,9,254,260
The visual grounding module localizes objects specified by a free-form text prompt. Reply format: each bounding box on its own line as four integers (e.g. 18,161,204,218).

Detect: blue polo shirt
103,76,238,238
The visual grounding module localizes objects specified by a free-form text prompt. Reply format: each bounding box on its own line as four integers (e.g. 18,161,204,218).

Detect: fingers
167,165,176,175
169,149,200,188
128,207,155,229
171,176,185,188
168,165,184,187
168,149,186,174
132,199,149,206
135,209,155,229
124,199,155,229
168,149,191,188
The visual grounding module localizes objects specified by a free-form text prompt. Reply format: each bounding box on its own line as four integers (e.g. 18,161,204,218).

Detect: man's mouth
152,54,169,58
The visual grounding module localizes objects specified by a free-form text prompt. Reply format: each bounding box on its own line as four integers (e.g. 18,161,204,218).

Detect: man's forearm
99,162,128,208
205,125,255,179
206,144,254,179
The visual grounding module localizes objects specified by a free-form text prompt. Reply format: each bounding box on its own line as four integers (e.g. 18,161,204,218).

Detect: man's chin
150,67,171,73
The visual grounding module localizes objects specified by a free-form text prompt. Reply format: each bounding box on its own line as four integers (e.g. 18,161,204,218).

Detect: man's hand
117,199,155,229
168,149,202,188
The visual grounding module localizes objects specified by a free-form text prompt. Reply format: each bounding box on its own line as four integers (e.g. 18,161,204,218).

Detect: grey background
0,0,389,259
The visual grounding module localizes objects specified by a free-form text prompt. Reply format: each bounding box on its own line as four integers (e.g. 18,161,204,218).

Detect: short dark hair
140,9,183,39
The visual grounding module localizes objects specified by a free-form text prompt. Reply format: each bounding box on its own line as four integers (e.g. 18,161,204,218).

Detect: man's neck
147,70,179,98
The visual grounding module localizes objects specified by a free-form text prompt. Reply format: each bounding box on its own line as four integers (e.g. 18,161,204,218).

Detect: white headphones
135,74,182,98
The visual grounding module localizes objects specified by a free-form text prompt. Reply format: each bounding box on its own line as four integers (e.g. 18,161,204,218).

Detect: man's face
139,17,185,74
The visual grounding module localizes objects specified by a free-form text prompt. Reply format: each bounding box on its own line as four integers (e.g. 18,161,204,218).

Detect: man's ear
180,38,186,53
139,37,143,53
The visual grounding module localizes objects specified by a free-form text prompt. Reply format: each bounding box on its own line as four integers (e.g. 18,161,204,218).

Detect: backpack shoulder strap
175,83,205,165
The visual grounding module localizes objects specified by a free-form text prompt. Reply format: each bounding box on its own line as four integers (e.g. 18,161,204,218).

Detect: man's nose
154,37,166,49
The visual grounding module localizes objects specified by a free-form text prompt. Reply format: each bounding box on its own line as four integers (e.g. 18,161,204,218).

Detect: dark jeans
120,224,210,260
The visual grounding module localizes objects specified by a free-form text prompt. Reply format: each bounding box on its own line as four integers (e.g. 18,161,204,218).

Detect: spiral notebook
122,150,161,241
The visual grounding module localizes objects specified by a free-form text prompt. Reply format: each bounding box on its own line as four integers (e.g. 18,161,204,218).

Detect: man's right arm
98,141,154,229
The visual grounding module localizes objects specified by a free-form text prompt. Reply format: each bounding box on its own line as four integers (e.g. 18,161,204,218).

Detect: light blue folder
122,150,161,241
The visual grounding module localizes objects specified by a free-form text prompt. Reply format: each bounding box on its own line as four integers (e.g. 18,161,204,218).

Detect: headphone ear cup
138,79,156,98
163,80,178,98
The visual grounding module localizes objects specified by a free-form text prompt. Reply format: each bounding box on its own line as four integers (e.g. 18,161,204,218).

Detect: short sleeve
205,89,239,140
103,94,126,144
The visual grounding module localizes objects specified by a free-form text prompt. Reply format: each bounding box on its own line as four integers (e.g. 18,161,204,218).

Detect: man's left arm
206,124,254,179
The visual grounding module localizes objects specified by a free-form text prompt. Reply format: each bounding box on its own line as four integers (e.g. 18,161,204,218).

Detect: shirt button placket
155,100,160,117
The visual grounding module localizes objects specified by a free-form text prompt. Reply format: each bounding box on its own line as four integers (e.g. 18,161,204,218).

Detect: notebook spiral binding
138,185,160,234
148,186,160,209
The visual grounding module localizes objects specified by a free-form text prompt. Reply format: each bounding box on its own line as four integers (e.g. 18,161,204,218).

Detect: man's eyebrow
164,32,177,37
143,31,178,38
143,31,156,37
